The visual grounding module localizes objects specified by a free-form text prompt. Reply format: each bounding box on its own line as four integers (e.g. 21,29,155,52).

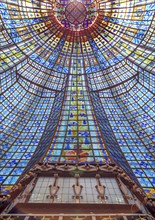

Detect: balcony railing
0,213,154,220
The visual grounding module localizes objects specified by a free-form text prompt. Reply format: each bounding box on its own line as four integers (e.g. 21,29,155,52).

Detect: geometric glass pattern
0,0,155,199
29,177,126,204
44,74,110,164
65,2,87,25
54,0,97,30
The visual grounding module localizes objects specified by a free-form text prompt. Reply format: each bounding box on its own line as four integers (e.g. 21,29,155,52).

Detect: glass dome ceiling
0,0,155,198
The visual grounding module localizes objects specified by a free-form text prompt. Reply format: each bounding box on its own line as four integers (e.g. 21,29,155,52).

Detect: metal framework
0,0,155,201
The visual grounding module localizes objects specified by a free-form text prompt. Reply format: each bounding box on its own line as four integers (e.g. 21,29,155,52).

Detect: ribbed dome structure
0,0,155,200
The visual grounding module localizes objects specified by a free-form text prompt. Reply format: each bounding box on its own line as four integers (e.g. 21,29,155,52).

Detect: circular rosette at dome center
54,0,98,30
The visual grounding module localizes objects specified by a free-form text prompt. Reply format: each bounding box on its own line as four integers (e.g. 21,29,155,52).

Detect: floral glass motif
0,0,155,199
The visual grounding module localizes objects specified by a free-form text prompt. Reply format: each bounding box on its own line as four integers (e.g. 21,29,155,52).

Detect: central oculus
65,2,87,25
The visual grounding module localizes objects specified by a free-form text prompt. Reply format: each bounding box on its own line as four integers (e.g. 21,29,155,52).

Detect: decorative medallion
54,0,98,30
65,2,87,25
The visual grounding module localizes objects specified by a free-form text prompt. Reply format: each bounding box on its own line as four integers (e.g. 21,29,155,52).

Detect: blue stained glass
0,0,154,198
4,176,19,185
0,168,13,175
12,168,25,175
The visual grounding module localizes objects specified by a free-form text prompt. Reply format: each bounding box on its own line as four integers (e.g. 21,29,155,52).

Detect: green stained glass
0,0,154,198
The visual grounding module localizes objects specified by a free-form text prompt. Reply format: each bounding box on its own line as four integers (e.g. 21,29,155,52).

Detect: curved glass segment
0,0,155,198
44,74,110,164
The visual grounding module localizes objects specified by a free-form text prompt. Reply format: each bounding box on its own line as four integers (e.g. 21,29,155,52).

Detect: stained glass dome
54,0,97,30
0,0,155,200
65,2,87,25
